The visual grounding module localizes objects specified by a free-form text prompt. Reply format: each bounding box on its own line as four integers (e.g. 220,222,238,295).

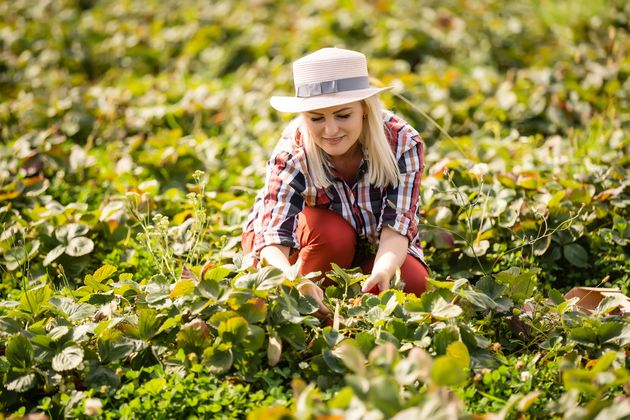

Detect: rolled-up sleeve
254,151,306,254
379,137,424,241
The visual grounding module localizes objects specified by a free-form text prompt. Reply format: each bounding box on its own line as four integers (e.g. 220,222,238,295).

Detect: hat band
295,76,370,98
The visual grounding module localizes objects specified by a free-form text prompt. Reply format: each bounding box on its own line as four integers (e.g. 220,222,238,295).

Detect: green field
1,0,629,418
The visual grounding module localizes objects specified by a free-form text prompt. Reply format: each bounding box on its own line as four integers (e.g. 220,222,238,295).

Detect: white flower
520,371,531,382
469,163,489,178
84,398,103,416
299,362,309,370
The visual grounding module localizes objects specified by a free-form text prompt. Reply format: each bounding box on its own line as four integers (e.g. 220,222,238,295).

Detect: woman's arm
361,226,409,293
260,244,330,315
259,244,292,272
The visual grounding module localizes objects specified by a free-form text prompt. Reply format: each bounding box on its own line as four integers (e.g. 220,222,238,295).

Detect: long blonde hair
300,96,400,189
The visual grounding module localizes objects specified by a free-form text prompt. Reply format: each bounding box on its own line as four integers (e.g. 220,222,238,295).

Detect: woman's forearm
259,244,292,272
373,226,408,276
362,226,408,292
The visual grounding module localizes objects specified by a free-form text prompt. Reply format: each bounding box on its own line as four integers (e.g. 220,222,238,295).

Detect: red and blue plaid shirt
244,111,426,263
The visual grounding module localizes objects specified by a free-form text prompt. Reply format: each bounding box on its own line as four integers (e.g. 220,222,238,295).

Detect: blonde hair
300,96,400,189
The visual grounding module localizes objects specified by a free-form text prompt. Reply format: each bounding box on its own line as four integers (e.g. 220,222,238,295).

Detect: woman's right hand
297,280,330,316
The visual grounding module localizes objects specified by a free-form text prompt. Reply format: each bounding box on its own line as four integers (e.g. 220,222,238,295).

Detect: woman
242,47,428,315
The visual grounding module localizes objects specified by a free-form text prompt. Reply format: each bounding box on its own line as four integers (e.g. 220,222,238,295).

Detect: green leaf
176,319,210,355
563,369,596,394
170,279,197,298
52,345,84,371
143,377,167,394
138,309,162,341
92,265,117,282
569,326,597,345
430,297,463,320
446,341,470,369
86,366,121,389
242,325,266,352
495,267,538,303
5,372,37,392
278,324,306,350
204,343,233,374
563,243,589,268
43,244,66,266
591,351,618,373
332,339,366,375
56,223,89,243
97,331,135,363
218,316,249,343
237,298,268,324
65,236,94,257
0,317,22,334
322,348,346,374
49,297,96,322
19,284,53,317
367,376,402,416
6,333,34,368
431,355,468,387
433,326,460,356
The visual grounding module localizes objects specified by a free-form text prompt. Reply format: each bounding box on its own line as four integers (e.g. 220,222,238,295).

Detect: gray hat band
295,76,370,98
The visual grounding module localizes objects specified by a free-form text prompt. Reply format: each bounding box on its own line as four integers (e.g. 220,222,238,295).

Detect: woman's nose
323,119,338,135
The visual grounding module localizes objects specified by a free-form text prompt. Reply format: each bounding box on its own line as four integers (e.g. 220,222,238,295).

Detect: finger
318,302,330,316
361,276,378,293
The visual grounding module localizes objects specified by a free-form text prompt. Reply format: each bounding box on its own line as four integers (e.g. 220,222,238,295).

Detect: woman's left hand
361,270,391,294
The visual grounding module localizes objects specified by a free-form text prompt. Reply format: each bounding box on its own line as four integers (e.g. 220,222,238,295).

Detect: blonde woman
242,48,428,314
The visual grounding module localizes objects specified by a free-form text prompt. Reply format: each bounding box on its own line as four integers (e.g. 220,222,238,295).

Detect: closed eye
310,116,324,122
336,114,351,119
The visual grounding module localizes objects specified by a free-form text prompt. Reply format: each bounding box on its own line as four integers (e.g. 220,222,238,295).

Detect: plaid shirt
244,111,426,263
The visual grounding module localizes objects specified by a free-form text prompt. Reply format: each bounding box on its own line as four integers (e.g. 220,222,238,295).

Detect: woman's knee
297,207,356,271
400,255,429,296
298,207,356,254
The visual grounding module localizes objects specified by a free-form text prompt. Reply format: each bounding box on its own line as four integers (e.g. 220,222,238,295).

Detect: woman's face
303,101,364,158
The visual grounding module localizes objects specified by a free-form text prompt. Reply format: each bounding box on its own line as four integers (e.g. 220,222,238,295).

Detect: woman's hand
361,226,408,294
297,280,330,316
361,270,391,294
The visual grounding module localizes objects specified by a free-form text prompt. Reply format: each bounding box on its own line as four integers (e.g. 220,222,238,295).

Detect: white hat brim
269,86,392,113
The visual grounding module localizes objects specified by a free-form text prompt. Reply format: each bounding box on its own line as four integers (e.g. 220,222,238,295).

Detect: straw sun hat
270,48,392,113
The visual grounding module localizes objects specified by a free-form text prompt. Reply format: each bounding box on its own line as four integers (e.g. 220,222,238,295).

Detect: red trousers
242,207,428,296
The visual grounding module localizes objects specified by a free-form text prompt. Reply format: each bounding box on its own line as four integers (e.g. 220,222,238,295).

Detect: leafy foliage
1,0,629,418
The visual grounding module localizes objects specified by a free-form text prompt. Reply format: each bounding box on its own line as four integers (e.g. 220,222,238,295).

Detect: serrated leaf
86,366,121,389
52,345,84,371
430,297,463,320
322,348,346,373
6,333,33,368
446,341,470,369
170,279,196,298
218,316,249,343
43,244,66,266
563,243,589,268
238,298,268,324
431,355,468,387
56,223,89,243
19,284,53,317
333,339,366,375
138,309,162,341
97,331,135,363
6,373,37,392
204,343,233,374
93,265,117,282
66,236,94,256
144,377,167,394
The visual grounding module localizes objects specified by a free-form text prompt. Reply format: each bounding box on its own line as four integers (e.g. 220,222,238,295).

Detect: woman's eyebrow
308,107,353,116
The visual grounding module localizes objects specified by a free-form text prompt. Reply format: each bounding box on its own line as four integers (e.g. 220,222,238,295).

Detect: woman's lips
323,135,345,145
